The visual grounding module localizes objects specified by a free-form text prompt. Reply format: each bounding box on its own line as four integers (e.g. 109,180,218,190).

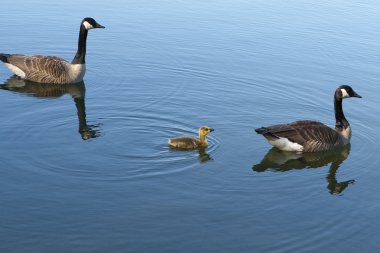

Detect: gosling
168,126,214,150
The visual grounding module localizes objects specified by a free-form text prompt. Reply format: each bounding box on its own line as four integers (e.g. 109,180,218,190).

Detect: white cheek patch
340,88,350,99
83,21,94,30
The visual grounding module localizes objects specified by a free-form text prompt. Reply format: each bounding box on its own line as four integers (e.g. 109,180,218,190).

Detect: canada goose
0,17,105,84
255,85,362,152
168,126,214,150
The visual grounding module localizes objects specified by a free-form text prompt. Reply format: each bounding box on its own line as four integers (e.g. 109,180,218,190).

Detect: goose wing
168,136,200,149
5,54,70,83
256,120,342,152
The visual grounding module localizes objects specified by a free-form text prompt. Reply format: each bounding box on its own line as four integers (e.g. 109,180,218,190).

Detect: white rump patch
268,137,304,152
83,21,94,30
4,63,26,78
340,88,350,99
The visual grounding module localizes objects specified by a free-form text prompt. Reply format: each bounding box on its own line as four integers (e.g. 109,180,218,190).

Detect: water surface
0,0,379,252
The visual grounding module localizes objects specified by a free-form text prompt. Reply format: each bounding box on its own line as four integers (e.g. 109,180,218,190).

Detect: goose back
256,120,345,152
2,54,85,84
168,136,201,149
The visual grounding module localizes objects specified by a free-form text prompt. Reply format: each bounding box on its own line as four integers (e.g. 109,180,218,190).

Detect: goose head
336,85,362,100
82,17,105,30
198,126,214,137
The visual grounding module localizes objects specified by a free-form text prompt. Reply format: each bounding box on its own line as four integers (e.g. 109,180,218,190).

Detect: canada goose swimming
168,126,214,150
0,17,105,84
255,85,362,152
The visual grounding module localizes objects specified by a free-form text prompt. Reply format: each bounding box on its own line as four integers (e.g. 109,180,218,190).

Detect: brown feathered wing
258,120,343,152
7,54,69,83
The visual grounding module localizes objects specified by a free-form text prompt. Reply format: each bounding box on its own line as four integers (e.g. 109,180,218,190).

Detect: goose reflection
0,76,101,140
253,145,354,195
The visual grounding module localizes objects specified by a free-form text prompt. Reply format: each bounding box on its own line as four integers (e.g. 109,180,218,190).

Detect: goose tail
255,127,269,135
255,127,279,139
0,54,10,63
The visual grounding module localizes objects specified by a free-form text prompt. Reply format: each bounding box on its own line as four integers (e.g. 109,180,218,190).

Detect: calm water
1,0,379,252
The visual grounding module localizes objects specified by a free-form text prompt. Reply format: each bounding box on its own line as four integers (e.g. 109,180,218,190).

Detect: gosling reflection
253,145,354,195
1,76,101,140
198,147,213,164
169,147,213,164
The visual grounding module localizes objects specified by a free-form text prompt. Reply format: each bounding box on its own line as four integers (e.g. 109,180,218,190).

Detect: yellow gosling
168,126,214,150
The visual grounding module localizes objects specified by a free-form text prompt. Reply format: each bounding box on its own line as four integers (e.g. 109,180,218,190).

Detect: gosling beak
209,128,214,132
352,91,362,98
95,23,105,29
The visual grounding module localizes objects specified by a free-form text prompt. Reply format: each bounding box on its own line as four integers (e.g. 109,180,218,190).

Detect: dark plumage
0,54,10,63
255,85,362,152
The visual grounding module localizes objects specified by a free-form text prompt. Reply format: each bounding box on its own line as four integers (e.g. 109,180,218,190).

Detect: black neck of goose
334,95,349,130
72,25,88,64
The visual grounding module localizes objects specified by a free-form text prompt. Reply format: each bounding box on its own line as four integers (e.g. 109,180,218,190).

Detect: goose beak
353,91,362,98
95,23,105,29
209,128,215,132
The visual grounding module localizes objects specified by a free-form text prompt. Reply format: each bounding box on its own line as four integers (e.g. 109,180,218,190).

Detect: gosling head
198,126,214,137
82,17,105,30
336,85,362,100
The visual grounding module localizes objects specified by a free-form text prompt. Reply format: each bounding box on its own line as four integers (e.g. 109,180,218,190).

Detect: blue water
0,0,379,252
